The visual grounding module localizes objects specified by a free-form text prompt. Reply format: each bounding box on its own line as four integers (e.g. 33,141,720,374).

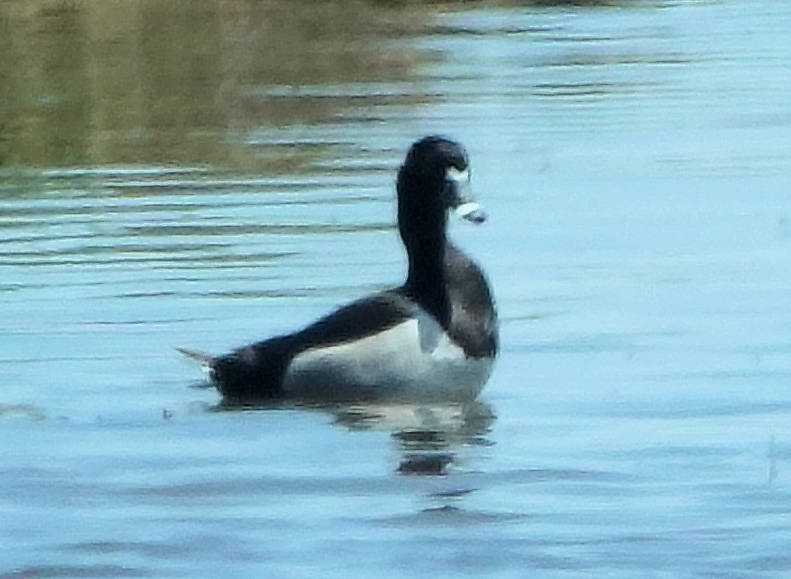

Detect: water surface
2,1,791,577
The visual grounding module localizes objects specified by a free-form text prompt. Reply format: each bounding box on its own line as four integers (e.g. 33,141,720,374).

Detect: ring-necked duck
180,136,498,403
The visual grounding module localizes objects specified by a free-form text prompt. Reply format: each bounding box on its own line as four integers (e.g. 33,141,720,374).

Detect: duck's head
398,136,486,227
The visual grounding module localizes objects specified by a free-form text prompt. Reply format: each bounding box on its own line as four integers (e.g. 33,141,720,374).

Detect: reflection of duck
203,399,496,476
331,400,496,476
180,136,498,403
332,400,495,439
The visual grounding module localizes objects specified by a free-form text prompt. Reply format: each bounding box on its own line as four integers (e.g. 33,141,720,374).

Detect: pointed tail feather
175,346,215,374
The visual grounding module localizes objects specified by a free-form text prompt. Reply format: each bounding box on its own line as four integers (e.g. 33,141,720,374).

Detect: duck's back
210,292,414,401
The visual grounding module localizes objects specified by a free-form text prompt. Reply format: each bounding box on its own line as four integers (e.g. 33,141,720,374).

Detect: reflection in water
0,0,651,174
213,398,496,476
0,0,433,170
0,403,47,422
335,400,496,475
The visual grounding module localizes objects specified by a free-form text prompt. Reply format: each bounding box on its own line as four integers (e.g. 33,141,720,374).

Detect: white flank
282,308,492,402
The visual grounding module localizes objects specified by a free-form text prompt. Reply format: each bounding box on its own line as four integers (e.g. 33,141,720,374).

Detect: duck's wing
293,289,419,351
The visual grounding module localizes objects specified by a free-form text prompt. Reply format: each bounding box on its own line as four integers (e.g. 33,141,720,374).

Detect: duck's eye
445,166,470,184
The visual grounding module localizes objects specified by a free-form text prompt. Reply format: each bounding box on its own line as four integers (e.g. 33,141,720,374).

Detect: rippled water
2,1,791,577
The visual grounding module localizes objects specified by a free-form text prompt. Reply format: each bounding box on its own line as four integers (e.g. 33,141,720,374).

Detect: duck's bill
445,166,485,224
455,202,487,224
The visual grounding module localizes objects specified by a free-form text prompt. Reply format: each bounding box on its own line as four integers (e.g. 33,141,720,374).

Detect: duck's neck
398,169,450,327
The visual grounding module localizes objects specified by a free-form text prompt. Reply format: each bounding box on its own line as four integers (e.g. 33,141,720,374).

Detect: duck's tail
175,346,215,372
177,342,287,402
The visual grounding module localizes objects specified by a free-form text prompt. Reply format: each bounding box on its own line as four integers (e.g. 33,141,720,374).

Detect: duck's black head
396,136,486,318
402,135,468,180
397,136,485,237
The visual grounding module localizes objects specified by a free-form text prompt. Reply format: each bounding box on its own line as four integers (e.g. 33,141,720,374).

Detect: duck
179,136,498,404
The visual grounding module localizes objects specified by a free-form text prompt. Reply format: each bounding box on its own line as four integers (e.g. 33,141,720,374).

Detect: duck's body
189,136,497,404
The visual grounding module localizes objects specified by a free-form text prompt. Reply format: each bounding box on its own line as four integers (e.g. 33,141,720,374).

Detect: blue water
2,1,791,577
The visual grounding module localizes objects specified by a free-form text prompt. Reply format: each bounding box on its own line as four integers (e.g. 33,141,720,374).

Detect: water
2,1,791,576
